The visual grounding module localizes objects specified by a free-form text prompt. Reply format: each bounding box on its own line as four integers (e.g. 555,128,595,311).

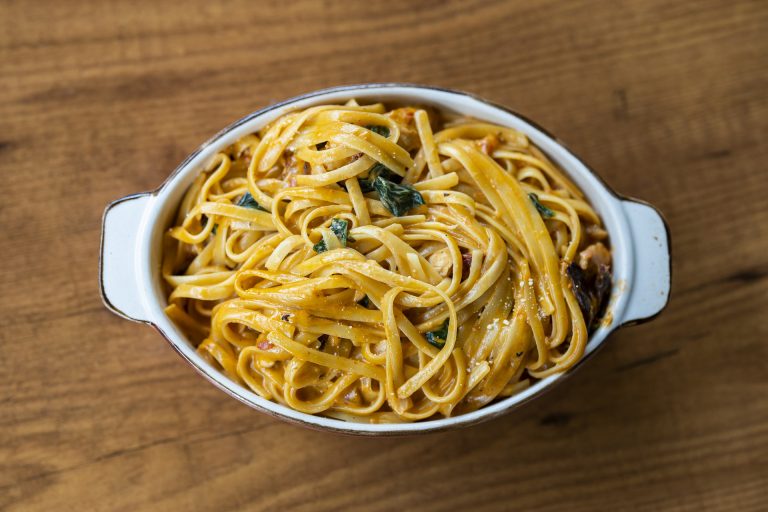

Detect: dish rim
99,83,672,435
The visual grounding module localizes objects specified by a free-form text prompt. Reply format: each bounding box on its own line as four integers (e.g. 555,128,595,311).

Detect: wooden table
2,1,766,510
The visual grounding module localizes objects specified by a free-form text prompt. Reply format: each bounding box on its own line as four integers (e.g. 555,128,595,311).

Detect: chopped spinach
357,177,375,194
365,125,390,138
425,319,449,349
330,218,354,245
529,193,554,219
201,215,217,235
237,191,268,212
355,162,423,216
373,176,425,216
358,163,402,192
313,239,327,253
314,218,354,253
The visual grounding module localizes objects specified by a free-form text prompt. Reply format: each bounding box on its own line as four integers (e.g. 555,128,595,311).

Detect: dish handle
619,199,671,325
99,193,153,323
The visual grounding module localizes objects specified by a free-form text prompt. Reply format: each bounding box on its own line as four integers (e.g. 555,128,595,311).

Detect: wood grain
1,0,767,510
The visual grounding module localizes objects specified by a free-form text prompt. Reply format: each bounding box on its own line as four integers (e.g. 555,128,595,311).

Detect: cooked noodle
162,101,612,423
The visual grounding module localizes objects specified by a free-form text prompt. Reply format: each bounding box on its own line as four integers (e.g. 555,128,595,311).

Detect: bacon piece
389,107,420,151
477,134,500,155
586,224,609,241
579,242,611,271
461,252,473,279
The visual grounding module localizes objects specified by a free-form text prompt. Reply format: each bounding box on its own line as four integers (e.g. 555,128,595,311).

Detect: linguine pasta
162,101,612,423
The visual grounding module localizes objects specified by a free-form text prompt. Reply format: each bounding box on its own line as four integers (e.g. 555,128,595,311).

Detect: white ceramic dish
100,84,671,435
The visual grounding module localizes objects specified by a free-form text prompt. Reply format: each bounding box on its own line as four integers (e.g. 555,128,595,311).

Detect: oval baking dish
99,84,671,435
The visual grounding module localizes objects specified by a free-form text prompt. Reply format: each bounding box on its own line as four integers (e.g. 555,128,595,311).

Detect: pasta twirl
163,101,612,423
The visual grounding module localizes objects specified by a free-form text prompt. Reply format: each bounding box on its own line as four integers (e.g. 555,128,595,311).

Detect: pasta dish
162,101,612,422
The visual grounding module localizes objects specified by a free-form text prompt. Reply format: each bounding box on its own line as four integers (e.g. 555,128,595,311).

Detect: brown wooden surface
2,1,767,510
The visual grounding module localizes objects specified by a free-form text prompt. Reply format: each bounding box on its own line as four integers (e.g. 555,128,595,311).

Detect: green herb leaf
330,218,353,245
357,178,375,193
237,191,268,212
425,319,449,349
358,163,402,192
373,176,425,216
313,239,327,253
201,215,217,235
356,162,421,216
365,125,390,138
314,218,354,253
358,295,371,308
529,193,554,219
